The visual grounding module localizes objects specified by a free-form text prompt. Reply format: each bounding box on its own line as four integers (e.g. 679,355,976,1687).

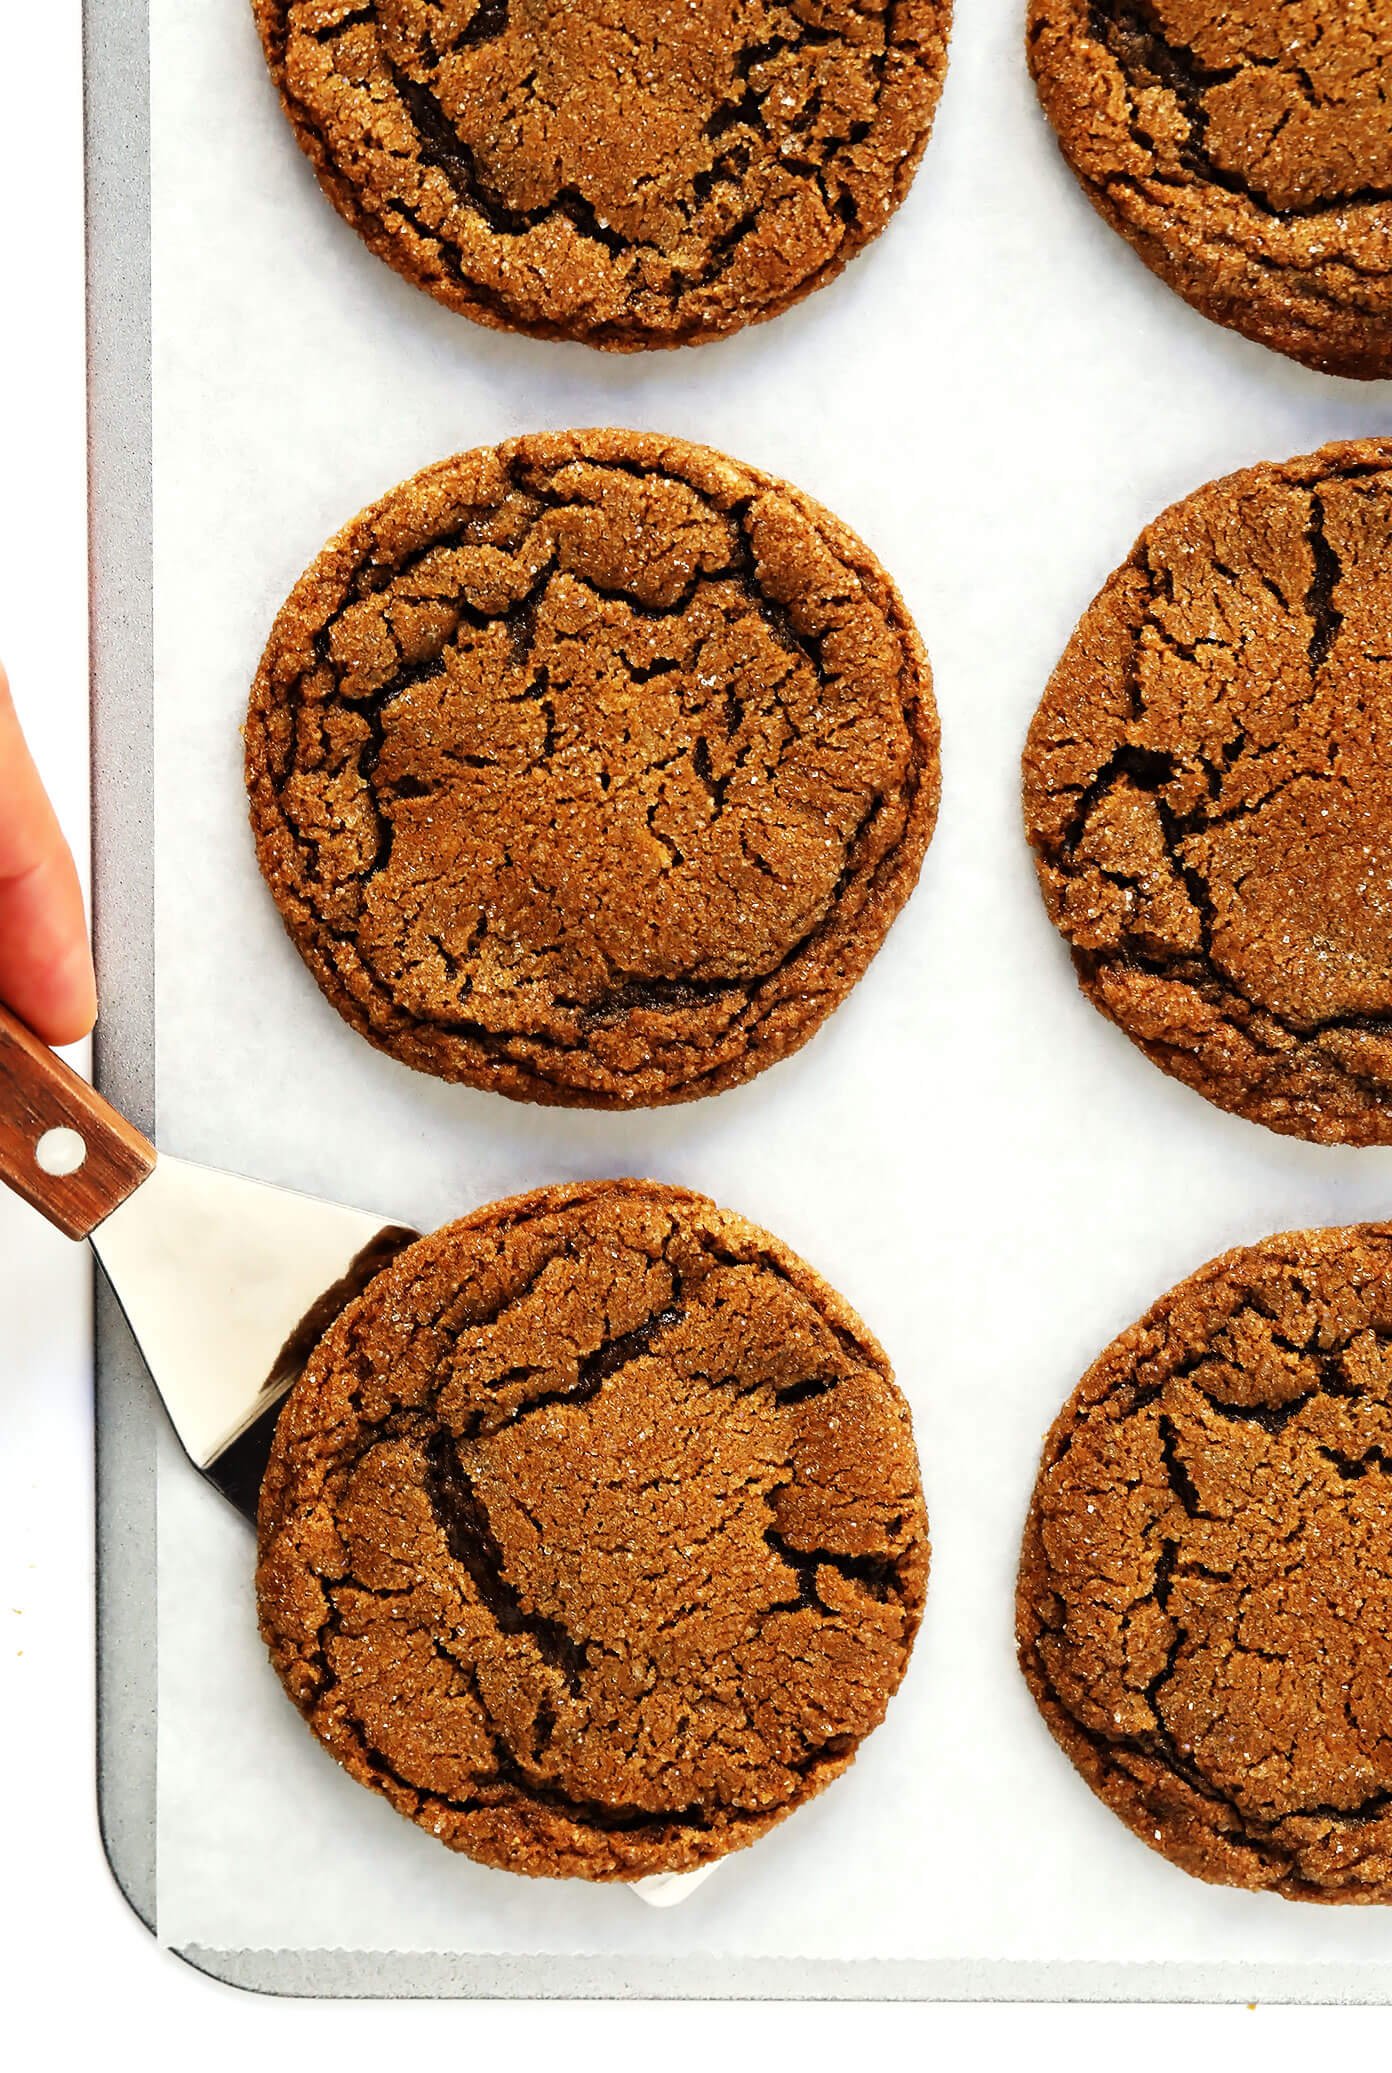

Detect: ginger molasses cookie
246,429,938,1108
1019,1223,1392,1903
1024,439,1392,1146
1028,2,1392,379
251,1,952,350
257,1179,929,1881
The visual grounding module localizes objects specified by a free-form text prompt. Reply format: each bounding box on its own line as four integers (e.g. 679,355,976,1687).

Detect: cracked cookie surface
257,1178,929,1880
246,428,938,1108
1018,1223,1392,1903
251,0,952,349
1024,439,1392,1145
1027,1,1392,377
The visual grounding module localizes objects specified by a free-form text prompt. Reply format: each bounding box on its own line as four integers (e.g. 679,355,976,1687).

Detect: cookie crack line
1072,1300,1391,1449
1033,1500,1392,1848
763,1527,907,1617
1304,492,1344,675
379,1651,861,1839
423,1427,589,1693
409,1663,828,1839
312,2,514,56
382,54,630,261
457,1299,689,1439
303,522,828,865
280,468,835,740
376,8,900,272
271,469,835,862
300,779,893,1084
1086,0,1392,220
1024,1630,1392,1886
1049,464,1366,855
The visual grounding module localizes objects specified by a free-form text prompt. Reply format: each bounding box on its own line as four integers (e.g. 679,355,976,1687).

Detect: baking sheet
141,0,1392,1988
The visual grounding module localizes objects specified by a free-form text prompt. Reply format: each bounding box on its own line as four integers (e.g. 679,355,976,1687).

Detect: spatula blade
91,1154,416,1518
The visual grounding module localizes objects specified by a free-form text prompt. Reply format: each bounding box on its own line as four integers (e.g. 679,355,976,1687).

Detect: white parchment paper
151,0,1392,1968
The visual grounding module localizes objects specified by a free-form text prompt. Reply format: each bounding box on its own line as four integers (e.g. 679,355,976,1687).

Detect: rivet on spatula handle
0,1003,155,1239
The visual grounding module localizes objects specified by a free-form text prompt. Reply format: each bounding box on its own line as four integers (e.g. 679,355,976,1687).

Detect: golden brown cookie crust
1024,439,1392,1146
246,428,939,1109
1018,1224,1392,1904
251,1,952,350
1027,1,1392,378
257,1179,929,1881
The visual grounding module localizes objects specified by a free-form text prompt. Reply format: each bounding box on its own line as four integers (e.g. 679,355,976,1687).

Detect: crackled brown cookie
1019,1223,1392,1903
246,429,938,1108
257,1179,928,1880
1028,2,1392,378
251,1,951,350
1024,439,1392,1145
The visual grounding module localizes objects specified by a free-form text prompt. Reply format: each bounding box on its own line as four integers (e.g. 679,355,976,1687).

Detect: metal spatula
0,1000,416,1518
0,1001,713,1907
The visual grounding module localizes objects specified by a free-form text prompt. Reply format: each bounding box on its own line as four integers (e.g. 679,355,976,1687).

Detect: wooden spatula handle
0,1004,155,1240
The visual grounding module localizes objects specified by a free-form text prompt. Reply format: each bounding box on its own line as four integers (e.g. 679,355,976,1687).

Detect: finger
0,668,97,1044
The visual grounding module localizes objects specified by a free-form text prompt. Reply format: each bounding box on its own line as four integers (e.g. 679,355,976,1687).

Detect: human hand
0,663,96,1044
